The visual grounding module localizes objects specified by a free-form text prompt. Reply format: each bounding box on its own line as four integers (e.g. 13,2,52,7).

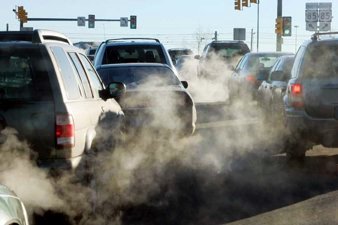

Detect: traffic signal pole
276,0,282,51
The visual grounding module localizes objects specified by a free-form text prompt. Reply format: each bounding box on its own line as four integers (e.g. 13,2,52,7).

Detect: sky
0,0,337,54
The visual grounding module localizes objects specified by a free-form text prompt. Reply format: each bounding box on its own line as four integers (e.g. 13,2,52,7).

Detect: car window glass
292,46,306,78
69,52,93,98
99,66,181,87
0,47,52,100
302,44,338,78
51,46,81,100
79,54,103,98
103,45,166,64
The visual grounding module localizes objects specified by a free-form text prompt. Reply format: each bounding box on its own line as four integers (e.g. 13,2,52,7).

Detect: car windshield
208,44,245,59
102,45,166,64
302,43,338,78
98,66,181,87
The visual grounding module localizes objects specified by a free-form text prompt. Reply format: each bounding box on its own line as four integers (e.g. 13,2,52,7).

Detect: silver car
0,185,29,225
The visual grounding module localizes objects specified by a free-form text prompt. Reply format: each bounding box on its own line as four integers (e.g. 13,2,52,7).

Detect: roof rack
0,29,72,45
105,38,160,44
311,31,338,41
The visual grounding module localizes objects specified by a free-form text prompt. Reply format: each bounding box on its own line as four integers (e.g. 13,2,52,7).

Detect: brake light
245,75,257,84
56,114,74,148
289,83,304,108
291,83,302,95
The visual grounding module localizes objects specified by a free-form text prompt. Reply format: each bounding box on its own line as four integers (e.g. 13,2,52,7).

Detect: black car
197,40,250,78
284,32,338,159
96,63,197,137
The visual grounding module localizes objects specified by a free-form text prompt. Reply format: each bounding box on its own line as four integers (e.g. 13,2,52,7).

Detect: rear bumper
285,108,338,147
37,154,82,171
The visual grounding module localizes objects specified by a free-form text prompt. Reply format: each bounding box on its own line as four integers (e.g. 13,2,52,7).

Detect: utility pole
250,28,255,51
213,31,218,41
276,0,283,51
257,0,260,52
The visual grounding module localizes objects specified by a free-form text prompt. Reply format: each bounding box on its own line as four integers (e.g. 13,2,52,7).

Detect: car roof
245,52,293,56
97,62,172,70
102,38,161,46
0,29,72,45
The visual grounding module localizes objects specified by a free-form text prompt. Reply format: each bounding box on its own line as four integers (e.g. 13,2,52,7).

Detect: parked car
196,40,250,78
0,184,29,225
168,48,193,65
93,38,176,71
96,63,197,137
258,55,295,123
229,52,293,102
0,30,125,171
284,32,338,159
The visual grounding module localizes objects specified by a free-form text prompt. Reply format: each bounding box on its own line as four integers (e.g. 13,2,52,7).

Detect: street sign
120,17,128,27
305,10,318,22
319,22,331,31
233,28,246,41
305,2,332,32
306,22,317,31
77,17,85,26
306,2,318,9
319,2,332,9
319,9,332,22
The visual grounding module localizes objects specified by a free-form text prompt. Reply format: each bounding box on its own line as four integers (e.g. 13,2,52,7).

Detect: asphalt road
33,103,338,225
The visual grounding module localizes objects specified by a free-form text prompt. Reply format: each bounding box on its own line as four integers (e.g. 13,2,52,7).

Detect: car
283,32,338,159
0,184,29,225
0,29,125,171
196,40,250,78
229,52,293,102
258,54,295,124
168,48,193,66
93,38,176,71
96,63,197,137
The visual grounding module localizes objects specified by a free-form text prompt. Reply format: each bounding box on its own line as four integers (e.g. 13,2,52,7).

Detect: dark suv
197,40,250,78
0,30,125,170
284,32,338,159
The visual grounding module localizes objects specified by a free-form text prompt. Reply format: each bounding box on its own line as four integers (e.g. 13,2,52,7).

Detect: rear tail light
56,114,74,149
245,74,257,85
290,83,304,108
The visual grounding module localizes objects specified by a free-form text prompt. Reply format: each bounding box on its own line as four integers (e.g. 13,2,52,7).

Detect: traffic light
282,16,292,36
234,0,241,10
275,17,283,35
250,0,257,3
88,14,95,28
17,6,28,23
242,0,249,7
130,15,137,29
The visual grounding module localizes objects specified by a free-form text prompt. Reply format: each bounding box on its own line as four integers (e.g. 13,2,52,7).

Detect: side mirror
194,55,200,60
270,71,286,81
181,81,189,89
99,82,126,101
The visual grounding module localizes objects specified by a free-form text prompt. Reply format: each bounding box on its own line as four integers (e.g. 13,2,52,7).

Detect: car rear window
0,46,53,100
98,66,181,87
302,43,338,78
208,43,249,58
102,45,166,64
